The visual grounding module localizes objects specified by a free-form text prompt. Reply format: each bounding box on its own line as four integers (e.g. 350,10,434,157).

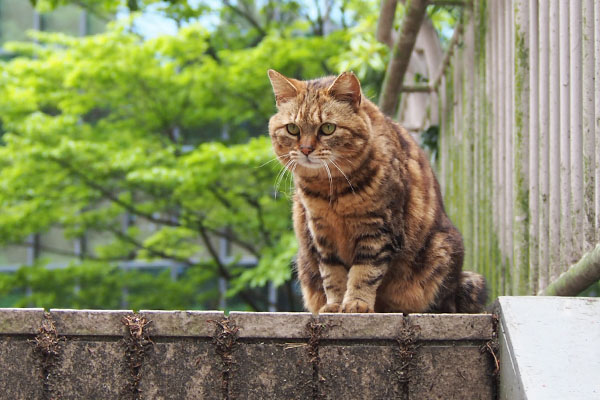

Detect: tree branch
239,193,273,247
107,224,264,311
106,226,189,264
376,0,399,48
196,223,262,311
312,0,324,35
50,155,180,227
71,0,112,22
206,226,260,258
340,0,350,29
49,155,261,257
208,186,233,209
379,0,429,116
223,0,267,38
10,241,123,262
44,153,268,310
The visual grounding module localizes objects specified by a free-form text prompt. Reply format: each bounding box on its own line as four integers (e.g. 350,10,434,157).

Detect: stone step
495,296,600,400
0,309,496,399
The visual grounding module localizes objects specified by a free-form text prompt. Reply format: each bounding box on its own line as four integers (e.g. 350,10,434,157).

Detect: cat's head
267,70,371,177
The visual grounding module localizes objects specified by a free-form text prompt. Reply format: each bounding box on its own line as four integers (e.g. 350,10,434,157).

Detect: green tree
1,0,456,310
0,1,389,310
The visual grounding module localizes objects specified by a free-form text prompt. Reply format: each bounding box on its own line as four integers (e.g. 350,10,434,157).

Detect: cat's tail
456,271,487,313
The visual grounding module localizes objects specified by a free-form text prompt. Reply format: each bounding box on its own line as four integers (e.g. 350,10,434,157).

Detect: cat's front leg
341,237,393,312
318,257,348,313
341,264,388,312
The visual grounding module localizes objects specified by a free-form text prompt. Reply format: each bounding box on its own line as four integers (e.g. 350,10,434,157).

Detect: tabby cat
267,69,486,313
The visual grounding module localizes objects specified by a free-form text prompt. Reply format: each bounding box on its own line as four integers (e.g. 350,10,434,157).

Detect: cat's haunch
267,69,487,314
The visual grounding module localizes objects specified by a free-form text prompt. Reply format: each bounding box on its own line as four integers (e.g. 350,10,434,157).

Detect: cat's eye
320,123,336,135
286,123,300,135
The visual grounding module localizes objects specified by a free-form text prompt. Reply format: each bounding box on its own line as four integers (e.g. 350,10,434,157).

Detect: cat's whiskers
274,158,295,198
337,155,356,168
291,163,298,192
286,160,297,195
320,160,333,204
328,158,355,194
257,153,289,169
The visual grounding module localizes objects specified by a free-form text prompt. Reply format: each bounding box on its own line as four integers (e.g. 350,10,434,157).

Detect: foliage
419,125,439,164
1,0,458,310
0,0,396,311
0,259,220,310
427,4,462,45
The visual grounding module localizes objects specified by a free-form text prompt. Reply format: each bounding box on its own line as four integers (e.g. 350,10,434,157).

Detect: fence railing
437,0,599,298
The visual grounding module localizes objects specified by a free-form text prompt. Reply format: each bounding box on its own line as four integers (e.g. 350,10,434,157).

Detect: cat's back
363,99,453,253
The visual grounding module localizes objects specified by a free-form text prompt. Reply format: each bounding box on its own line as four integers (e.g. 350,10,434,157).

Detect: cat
267,69,487,313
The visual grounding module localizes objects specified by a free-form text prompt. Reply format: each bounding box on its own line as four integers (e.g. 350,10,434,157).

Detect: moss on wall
437,0,538,301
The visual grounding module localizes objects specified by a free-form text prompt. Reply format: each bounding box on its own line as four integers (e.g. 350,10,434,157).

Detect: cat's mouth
297,155,325,169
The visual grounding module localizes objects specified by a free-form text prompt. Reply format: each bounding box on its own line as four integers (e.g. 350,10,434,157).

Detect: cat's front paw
319,303,342,313
341,299,374,313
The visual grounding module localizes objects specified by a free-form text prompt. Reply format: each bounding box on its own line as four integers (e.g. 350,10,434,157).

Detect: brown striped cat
267,70,486,314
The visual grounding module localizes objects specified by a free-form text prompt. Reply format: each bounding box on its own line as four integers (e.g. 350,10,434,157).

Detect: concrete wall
0,309,497,399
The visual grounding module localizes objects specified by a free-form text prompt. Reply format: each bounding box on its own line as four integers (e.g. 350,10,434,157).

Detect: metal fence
436,0,599,298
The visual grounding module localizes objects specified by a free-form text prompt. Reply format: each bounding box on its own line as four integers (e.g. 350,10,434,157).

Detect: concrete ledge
230,312,493,340
50,309,133,336
229,311,313,338
0,308,45,334
140,310,224,337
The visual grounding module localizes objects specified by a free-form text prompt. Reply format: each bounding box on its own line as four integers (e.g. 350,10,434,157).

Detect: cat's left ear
327,71,362,111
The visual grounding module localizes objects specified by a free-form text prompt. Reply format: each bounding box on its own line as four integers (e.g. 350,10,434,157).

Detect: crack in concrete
121,314,153,400
305,319,327,400
32,312,63,400
481,313,500,399
210,317,239,400
395,318,421,399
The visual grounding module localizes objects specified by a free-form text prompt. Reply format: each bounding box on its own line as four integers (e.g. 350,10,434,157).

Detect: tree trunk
376,0,399,48
378,0,429,116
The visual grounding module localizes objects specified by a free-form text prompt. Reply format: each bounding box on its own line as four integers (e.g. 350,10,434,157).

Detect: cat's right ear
268,69,299,106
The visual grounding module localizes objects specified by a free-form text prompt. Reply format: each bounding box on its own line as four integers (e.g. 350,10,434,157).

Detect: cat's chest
306,210,354,265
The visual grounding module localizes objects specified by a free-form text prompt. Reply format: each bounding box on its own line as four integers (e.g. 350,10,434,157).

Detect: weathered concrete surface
139,311,224,400
229,311,314,338
317,313,493,340
56,339,127,399
51,309,132,336
0,308,45,334
319,344,403,399
0,336,44,399
0,308,496,399
410,345,495,399
140,339,221,400
230,342,313,399
231,311,496,399
495,296,600,400
230,311,493,340
141,310,224,337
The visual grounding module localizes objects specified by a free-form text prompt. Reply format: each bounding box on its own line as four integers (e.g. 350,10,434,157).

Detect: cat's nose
300,145,314,156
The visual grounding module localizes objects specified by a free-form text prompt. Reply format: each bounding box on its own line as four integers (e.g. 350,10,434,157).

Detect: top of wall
0,308,494,340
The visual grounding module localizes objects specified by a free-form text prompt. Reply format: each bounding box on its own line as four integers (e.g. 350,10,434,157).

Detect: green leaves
0,1,385,311
0,260,220,310
229,232,297,296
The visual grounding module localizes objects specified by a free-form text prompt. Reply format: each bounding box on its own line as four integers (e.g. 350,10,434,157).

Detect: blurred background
0,0,466,311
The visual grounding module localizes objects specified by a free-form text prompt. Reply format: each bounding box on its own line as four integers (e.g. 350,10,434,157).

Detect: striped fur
267,70,487,313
